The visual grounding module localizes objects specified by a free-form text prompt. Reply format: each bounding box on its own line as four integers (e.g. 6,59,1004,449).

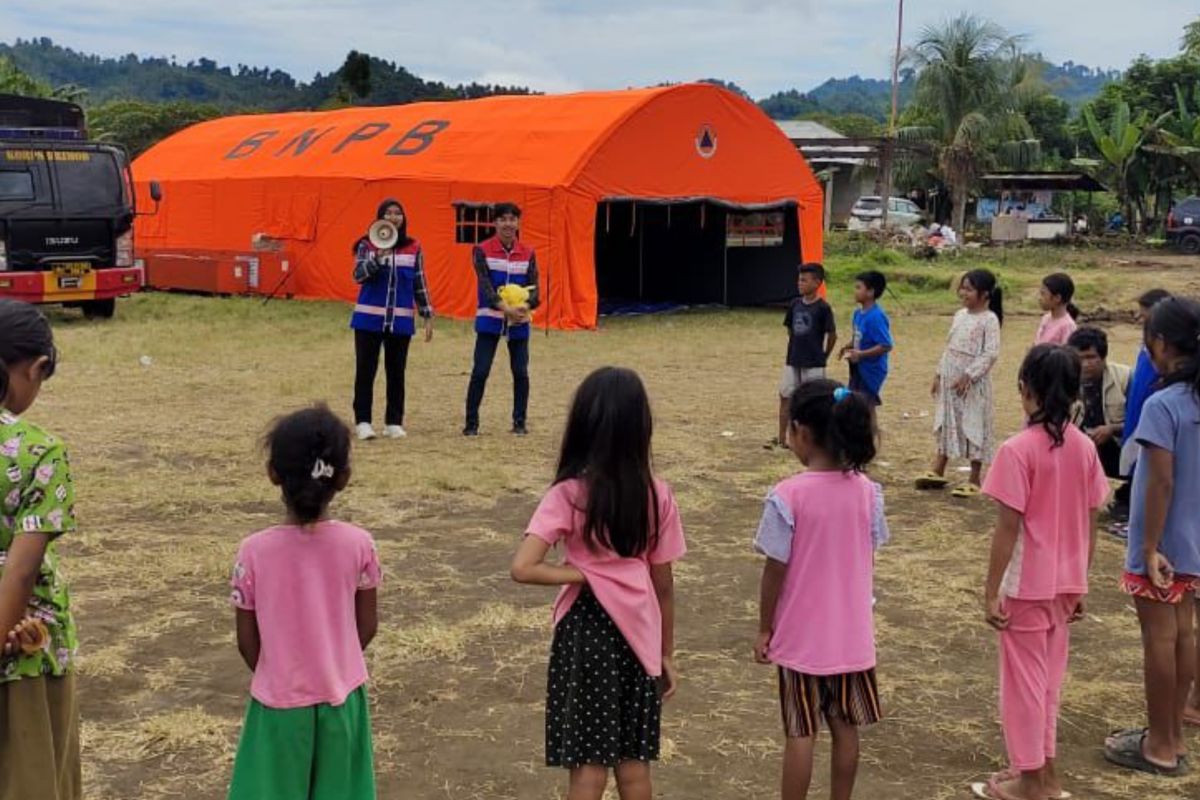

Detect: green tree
1081,56,1200,131
1083,101,1172,231
796,112,881,138
1023,94,1073,163
0,55,84,102
337,50,372,101
1184,18,1200,58
0,55,53,96
758,89,819,120
1145,83,1200,198
899,14,1044,231
89,99,222,157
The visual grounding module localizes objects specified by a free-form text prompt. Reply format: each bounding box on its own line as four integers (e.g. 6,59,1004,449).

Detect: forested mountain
0,38,532,110
761,60,1117,122
3,37,1118,119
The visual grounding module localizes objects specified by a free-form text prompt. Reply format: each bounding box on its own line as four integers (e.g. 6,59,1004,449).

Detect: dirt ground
29,249,1200,799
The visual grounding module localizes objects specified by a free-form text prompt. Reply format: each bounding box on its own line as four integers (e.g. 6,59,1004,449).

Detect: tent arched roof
133,84,824,328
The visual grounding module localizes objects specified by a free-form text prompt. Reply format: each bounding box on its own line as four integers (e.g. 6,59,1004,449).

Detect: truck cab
0,94,153,318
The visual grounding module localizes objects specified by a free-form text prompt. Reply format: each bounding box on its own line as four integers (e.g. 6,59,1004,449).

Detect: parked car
847,196,924,231
1167,197,1200,254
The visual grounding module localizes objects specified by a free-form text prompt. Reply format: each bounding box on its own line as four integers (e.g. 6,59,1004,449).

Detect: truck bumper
0,265,144,304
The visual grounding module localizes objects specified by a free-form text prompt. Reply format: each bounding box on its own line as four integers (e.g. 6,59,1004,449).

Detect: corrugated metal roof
774,120,845,140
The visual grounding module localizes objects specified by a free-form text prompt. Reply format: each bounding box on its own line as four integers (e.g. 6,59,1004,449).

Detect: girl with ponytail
753,380,888,799
1035,272,1080,346
976,344,1109,800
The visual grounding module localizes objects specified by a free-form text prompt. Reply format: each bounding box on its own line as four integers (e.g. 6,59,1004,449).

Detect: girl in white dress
916,269,1004,497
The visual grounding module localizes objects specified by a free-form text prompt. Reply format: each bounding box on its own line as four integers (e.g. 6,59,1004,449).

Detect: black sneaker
511,424,528,436
462,425,479,437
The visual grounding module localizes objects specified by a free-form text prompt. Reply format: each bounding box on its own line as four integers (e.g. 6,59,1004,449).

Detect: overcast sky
2,1,1195,97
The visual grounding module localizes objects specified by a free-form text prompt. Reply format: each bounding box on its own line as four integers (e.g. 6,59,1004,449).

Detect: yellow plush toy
498,283,530,308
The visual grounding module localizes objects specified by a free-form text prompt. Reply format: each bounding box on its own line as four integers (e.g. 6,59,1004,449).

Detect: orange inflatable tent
133,83,824,329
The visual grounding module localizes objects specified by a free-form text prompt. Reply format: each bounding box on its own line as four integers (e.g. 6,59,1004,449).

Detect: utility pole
879,0,904,229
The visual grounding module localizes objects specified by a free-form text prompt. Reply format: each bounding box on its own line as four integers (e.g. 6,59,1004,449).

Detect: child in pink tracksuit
977,344,1109,800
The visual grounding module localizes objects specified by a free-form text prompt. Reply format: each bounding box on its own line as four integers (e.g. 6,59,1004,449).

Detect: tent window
454,203,496,244
726,211,785,247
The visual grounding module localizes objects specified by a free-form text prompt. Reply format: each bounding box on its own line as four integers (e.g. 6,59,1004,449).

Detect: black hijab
351,197,412,253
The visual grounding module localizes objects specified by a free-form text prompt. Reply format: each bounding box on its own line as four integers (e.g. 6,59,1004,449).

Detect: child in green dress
227,405,381,800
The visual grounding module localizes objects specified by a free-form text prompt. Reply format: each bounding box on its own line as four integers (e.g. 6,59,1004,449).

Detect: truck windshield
0,147,127,214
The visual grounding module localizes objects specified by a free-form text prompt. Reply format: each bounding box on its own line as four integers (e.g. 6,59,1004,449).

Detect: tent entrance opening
594,200,800,311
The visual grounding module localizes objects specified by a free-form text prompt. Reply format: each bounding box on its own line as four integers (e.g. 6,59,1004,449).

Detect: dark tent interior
594,200,801,313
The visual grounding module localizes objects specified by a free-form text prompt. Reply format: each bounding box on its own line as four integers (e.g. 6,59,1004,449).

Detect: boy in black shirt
772,263,837,448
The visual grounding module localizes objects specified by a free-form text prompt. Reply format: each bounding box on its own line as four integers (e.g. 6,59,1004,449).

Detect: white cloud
2,1,1196,97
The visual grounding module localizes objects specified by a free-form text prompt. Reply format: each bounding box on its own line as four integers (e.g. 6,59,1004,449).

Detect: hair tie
833,387,852,403
311,459,335,480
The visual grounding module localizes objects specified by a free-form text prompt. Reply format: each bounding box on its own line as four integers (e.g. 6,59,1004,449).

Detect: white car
847,196,924,231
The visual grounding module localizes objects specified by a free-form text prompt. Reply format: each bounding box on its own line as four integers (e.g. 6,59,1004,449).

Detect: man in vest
463,202,540,436
1068,326,1133,516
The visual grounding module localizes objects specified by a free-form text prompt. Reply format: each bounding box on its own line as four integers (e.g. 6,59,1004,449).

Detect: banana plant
1148,83,1200,184
1083,101,1172,231
0,56,85,102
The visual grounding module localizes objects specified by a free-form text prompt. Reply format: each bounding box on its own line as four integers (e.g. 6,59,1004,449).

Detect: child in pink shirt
227,405,381,800
754,379,887,800
511,367,685,800
1034,273,1079,346
978,345,1108,800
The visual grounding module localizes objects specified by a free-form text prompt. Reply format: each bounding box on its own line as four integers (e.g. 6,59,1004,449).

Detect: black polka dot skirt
545,587,662,768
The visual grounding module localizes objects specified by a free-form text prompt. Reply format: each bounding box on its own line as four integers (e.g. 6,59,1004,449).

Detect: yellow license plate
53,262,92,278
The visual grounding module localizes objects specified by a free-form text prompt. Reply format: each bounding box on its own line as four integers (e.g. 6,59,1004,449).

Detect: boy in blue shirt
840,270,893,405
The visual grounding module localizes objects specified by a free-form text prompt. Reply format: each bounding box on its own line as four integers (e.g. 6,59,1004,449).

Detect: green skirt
228,684,375,800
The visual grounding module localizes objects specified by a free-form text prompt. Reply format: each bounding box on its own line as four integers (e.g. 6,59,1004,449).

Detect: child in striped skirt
754,380,888,800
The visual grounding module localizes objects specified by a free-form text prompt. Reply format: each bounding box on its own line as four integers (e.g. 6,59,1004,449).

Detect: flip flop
1103,729,1186,776
1106,726,1192,763
914,471,950,490
967,773,1025,800
973,768,1072,799
951,484,982,498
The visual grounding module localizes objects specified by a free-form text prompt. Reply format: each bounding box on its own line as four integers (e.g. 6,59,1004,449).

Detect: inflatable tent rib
133,83,824,329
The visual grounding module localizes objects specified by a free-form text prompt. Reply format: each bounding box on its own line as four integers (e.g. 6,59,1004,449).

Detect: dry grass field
28,244,1200,799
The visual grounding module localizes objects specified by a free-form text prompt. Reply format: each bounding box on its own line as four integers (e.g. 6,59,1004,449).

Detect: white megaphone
367,219,399,250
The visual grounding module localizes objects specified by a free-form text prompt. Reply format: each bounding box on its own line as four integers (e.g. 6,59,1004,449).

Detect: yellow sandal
914,471,950,490
951,484,982,498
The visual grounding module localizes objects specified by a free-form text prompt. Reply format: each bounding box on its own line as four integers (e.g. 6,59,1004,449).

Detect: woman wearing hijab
350,199,434,440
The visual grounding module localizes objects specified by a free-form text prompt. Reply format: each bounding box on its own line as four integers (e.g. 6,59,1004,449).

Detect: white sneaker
383,425,407,439
356,422,377,441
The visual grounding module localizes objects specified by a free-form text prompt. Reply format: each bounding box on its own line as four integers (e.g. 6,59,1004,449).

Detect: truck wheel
81,299,116,319
1181,233,1200,255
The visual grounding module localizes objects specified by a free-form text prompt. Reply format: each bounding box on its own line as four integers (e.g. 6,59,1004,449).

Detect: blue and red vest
350,240,421,336
475,236,534,340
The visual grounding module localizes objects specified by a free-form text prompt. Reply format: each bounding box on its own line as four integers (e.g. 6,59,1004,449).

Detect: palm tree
900,15,1043,231
1084,101,1172,231
1184,18,1200,58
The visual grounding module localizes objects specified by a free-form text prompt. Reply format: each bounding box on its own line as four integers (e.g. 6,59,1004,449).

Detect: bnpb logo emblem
695,124,717,158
